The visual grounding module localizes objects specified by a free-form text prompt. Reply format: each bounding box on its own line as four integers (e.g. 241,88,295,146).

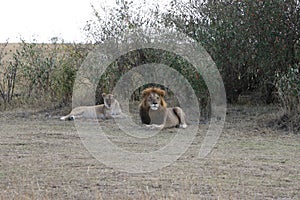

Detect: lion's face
141,88,167,111
102,93,116,109
147,92,162,110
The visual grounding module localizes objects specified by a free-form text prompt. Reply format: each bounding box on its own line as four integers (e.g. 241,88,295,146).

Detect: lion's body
148,107,186,128
60,93,121,120
139,87,187,129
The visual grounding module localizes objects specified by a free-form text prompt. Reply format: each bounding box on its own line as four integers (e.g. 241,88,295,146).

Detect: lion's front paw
146,124,163,130
179,123,187,128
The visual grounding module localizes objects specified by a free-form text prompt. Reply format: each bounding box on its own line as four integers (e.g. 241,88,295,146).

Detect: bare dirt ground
0,105,299,199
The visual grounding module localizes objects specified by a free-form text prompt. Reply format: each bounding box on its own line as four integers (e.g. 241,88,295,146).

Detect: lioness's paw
179,123,187,128
69,115,75,120
145,124,155,130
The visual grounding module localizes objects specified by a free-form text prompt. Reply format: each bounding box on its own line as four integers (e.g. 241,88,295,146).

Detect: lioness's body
60,93,121,120
139,87,187,129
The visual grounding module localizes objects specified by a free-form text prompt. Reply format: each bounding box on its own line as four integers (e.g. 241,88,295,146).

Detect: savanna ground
0,104,299,199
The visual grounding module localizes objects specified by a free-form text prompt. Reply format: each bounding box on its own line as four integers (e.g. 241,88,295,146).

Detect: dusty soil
0,105,299,199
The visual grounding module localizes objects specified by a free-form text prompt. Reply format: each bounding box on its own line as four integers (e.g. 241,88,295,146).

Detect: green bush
164,0,300,103
276,66,300,133
86,1,210,116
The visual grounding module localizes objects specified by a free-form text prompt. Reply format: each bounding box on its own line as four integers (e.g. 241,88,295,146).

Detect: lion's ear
156,88,165,97
141,90,148,98
160,90,166,97
102,93,106,98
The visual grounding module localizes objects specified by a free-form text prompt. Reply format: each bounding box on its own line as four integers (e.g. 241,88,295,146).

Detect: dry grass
0,105,299,199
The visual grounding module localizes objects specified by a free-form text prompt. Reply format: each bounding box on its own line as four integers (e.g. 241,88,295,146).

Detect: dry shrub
0,40,89,111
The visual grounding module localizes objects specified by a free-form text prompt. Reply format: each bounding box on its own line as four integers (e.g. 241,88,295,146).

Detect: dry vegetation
0,105,299,199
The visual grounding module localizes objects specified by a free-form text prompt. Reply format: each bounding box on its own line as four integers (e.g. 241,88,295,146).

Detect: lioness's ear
102,93,106,98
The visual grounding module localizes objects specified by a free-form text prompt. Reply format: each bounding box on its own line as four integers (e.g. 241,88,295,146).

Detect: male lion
60,93,122,120
139,87,187,129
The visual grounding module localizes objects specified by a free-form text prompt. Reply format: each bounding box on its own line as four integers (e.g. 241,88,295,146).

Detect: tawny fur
60,93,121,120
139,87,187,129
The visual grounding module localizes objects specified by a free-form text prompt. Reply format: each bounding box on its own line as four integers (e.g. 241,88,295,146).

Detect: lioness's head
141,87,167,111
102,93,116,109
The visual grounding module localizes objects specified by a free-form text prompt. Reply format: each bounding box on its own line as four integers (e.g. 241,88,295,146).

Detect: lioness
139,87,187,129
60,93,122,120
